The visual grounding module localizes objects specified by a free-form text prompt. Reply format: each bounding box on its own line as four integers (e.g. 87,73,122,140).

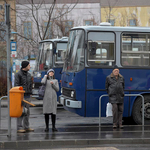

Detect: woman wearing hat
41,69,59,132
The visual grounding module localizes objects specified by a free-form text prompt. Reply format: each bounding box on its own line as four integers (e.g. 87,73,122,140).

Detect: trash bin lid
9,86,25,93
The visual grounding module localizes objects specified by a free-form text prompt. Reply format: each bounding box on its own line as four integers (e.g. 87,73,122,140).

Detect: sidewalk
0,102,150,149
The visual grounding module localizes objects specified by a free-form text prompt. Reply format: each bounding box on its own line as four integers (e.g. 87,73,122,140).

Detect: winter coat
105,73,125,104
41,75,59,114
15,69,32,95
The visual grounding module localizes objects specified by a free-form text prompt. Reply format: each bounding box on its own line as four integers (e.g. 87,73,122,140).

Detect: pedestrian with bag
105,65,125,129
41,69,59,132
15,60,34,133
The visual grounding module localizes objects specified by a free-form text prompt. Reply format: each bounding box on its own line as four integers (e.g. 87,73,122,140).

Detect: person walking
15,60,34,133
41,69,59,132
105,65,125,129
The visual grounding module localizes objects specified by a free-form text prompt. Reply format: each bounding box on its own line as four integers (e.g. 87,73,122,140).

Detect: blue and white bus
59,24,150,125
32,37,68,99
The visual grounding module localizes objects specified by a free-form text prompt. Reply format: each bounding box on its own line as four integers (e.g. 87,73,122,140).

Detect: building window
107,19,115,26
44,22,52,39
23,22,32,40
129,19,136,26
65,21,73,34
85,20,93,26
0,22,6,41
149,19,150,26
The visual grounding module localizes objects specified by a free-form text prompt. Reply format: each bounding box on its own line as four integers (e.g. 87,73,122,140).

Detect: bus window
45,43,53,68
95,48,107,60
34,43,42,71
87,32,115,66
54,42,68,67
39,42,53,70
121,33,150,66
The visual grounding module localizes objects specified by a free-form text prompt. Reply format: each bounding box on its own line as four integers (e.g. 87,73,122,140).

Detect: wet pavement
0,99,150,149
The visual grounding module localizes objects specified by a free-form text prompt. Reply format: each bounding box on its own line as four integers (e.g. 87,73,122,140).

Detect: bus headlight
71,91,75,98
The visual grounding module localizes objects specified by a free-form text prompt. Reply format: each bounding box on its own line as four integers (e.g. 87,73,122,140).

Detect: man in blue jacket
105,65,125,129
15,61,34,133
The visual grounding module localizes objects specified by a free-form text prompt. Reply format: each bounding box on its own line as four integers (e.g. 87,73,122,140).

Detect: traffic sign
10,42,16,51
10,41,17,57
11,51,17,57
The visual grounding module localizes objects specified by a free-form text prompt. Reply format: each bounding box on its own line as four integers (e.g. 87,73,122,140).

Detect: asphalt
0,98,150,149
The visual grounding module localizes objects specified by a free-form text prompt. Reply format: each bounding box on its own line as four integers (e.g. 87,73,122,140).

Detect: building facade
15,0,150,59
100,0,150,26
15,0,101,58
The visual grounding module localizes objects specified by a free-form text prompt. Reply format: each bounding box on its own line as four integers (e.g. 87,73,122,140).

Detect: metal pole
141,95,144,126
5,4,11,137
99,94,145,127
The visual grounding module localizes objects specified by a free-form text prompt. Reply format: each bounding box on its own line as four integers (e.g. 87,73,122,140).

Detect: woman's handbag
38,79,47,98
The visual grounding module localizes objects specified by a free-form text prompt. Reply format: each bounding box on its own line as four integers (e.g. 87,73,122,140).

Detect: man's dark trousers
112,103,124,126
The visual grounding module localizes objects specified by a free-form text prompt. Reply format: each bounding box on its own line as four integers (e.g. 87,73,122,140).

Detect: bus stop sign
11,41,17,57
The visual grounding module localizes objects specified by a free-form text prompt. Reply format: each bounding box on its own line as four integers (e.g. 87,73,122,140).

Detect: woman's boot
51,114,58,132
44,114,49,132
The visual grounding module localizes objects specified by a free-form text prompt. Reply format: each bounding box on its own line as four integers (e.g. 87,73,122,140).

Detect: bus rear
59,25,150,125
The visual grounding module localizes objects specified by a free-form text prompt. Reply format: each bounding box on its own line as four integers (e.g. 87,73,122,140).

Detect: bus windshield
34,43,42,71
54,42,68,67
64,30,84,72
39,42,53,71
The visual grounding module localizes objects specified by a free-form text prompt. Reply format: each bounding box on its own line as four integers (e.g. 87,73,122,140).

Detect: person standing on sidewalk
105,65,125,129
15,60,34,133
41,69,59,132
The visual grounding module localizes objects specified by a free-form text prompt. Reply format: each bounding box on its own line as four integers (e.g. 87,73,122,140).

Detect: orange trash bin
9,86,25,117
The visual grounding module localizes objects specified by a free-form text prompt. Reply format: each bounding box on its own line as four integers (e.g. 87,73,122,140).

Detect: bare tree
128,7,140,26
54,4,74,37
102,0,119,24
11,0,79,58
117,8,140,27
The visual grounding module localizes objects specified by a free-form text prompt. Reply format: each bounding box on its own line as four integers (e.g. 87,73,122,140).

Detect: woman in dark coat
41,69,59,132
105,65,125,129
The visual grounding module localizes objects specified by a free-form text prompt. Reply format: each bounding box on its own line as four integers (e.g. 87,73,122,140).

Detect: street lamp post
5,4,11,137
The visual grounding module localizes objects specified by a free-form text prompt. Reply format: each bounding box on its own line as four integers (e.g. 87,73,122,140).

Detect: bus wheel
132,95,150,125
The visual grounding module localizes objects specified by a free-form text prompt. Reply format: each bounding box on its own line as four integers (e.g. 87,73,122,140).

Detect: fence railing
0,96,8,128
99,94,144,127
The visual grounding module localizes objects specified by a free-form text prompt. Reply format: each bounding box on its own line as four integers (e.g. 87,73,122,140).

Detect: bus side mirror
58,50,61,57
44,65,48,70
53,48,56,54
53,42,57,54
89,42,98,55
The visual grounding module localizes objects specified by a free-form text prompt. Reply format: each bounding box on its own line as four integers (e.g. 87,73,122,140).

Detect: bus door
86,31,115,117
54,42,68,99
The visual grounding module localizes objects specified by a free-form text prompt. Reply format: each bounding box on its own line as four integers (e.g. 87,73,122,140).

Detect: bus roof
71,25,150,33
39,37,68,44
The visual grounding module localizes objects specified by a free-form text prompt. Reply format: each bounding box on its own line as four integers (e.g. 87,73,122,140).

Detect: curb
0,138,150,149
